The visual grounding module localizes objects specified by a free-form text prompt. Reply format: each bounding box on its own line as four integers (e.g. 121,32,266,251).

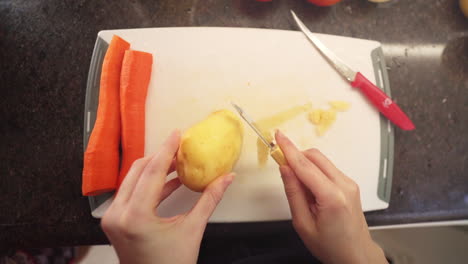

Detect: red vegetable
118,50,153,185
82,35,130,196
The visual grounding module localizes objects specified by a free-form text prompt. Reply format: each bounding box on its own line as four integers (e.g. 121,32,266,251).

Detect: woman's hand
101,130,235,264
275,130,387,264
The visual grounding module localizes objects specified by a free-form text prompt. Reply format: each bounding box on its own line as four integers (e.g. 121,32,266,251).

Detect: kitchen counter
0,0,467,249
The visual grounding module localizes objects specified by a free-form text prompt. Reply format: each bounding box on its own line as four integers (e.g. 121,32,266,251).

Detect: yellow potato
176,110,243,192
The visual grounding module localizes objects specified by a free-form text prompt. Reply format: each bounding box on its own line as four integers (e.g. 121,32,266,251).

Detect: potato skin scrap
308,108,338,137
329,101,351,111
308,109,323,125
321,110,337,127
257,131,273,167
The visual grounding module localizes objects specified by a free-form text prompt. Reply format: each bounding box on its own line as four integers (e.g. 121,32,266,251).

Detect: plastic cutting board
84,28,394,222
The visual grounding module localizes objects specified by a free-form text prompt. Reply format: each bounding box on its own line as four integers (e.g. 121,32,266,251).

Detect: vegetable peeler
231,102,288,166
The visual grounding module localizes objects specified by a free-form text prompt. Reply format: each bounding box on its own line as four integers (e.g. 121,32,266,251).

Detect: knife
231,102,288,166
290,10,415,131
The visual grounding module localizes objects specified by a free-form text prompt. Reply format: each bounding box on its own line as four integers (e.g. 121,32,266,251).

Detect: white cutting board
97,28,388,222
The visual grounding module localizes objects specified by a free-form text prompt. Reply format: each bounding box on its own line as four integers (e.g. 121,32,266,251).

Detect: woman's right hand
275,130,387,264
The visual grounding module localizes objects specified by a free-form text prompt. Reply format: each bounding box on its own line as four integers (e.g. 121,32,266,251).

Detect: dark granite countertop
1,0,467,249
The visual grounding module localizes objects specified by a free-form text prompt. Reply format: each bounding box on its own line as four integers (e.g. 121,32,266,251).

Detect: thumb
188,172,235,224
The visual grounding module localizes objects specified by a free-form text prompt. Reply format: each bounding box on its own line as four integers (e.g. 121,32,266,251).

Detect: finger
280,165,316,234
114,157,151,204
303,149,358,191
275,130,335,201
302,148,344,182
168,158,177,174
129,130,181,210
188,173,235,224
157,178,182,206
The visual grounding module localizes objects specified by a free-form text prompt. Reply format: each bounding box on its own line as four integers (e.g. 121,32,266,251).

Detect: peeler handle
270,145,287,166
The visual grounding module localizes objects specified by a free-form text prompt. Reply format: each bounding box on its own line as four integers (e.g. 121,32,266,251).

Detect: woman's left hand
101,130,235,264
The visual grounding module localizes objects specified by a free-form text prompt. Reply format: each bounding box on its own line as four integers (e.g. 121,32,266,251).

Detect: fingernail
275,129,284,139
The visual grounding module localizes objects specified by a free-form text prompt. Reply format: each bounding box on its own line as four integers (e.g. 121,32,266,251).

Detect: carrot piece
118,50,153,185
82,35,130,196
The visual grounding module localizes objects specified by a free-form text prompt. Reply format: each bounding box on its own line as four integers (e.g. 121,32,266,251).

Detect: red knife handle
351,72,415,131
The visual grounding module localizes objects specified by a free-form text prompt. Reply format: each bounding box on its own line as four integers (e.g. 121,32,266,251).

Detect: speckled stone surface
0,0,467,249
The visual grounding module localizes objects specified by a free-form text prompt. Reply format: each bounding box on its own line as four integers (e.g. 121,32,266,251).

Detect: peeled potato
176,110,243,192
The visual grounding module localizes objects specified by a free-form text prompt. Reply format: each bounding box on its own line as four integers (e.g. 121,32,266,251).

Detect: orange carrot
118,50,153,185
82,35,130,196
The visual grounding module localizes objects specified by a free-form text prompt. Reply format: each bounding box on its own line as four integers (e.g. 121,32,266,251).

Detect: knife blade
231,102,287,166
290,10,415,131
